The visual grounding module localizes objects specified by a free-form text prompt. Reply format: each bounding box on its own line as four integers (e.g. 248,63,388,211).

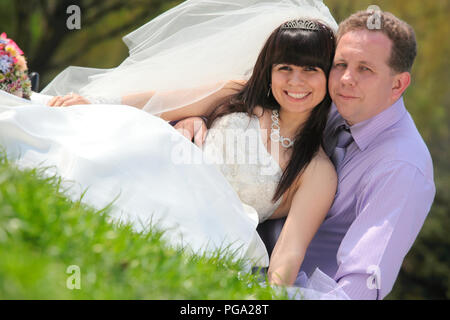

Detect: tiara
281,19,319,31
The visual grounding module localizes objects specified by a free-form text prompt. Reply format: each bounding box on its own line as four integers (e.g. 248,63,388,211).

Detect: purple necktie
331,124,353,168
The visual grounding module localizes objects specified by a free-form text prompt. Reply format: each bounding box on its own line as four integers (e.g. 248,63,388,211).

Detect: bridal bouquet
0,33,32,99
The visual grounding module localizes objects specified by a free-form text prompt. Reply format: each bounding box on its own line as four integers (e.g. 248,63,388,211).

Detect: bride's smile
285,91,310,100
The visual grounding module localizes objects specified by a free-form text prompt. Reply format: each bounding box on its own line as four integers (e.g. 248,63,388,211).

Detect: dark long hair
207,19,336,202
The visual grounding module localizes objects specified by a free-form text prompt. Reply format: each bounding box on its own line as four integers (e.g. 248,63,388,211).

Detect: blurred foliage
0,0,448,299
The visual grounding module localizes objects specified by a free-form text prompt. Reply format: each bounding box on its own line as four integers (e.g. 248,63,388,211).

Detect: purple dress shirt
292,97,435,299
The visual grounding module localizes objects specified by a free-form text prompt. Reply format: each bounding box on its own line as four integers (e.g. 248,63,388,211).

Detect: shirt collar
327,97,407,152
349,97,407,151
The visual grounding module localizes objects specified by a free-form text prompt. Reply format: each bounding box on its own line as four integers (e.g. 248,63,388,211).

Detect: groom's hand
47,93,91,107
173,117,207,148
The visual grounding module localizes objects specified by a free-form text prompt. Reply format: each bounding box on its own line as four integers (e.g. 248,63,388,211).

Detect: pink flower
0,33,24,55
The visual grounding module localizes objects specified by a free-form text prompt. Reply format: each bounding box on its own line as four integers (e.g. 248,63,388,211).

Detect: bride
0,0,339,288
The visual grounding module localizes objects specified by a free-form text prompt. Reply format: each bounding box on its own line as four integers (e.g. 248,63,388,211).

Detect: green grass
0,152,286,299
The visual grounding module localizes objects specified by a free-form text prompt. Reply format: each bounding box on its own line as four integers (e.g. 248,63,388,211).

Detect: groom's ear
391,71,411,101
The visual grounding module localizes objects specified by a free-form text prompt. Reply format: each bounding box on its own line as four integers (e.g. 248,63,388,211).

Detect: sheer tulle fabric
41,0,337,115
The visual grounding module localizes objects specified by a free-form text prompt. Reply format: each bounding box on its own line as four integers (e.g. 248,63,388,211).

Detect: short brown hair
337,10,417,73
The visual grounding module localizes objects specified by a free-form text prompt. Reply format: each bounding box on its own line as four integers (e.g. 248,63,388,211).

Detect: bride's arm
267,151,337,286
47,91,148,107
155,80,246,121
47,80,246,119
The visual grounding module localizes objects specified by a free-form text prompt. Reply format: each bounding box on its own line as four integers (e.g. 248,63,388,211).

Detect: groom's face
328,29,398,125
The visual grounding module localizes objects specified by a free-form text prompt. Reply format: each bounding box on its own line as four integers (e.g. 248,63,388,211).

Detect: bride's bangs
271,26,333,73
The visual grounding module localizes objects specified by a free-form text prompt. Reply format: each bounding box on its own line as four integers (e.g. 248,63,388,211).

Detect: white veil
42,0,338,115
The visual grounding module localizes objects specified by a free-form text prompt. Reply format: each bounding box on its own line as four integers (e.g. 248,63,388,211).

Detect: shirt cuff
288,268,352,300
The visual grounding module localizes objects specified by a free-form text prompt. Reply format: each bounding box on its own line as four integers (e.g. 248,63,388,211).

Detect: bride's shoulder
312,147,335,173
212,106,264,129
300,147,337,188
316,146,332,163
214,111,250,125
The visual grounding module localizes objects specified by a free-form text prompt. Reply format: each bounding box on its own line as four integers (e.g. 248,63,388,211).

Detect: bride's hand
47,93,91,107
173,116,208,148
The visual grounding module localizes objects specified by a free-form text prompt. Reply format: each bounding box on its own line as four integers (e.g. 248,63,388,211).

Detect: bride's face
271,63,327,115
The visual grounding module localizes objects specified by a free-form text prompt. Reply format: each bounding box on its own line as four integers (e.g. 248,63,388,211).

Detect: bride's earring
267,84,271,97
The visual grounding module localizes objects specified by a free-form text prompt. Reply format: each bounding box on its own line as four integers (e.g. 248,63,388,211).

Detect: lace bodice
202,112,283,222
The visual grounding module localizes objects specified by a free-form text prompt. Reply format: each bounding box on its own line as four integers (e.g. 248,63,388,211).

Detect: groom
175,10,435,299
